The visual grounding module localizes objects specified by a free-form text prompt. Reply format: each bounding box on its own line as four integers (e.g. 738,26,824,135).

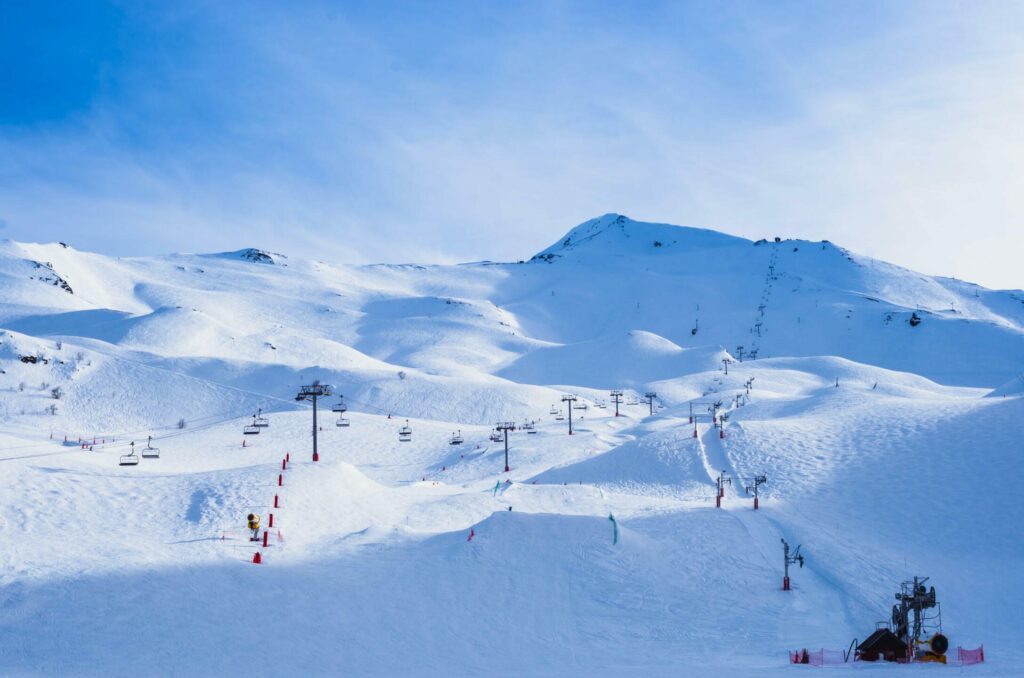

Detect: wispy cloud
0,1,1022,287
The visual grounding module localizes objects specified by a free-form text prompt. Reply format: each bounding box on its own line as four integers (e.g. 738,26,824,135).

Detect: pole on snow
496,422,516,472
716,470,730,508
782,538,804,591
296,382,332,462
561,394,577,435
746,474,767,510
644,392,657,416
610,390,623,417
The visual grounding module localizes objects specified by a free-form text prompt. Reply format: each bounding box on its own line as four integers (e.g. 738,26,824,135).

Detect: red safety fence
790,644,985,666
956,645,985,665
789,649,849,665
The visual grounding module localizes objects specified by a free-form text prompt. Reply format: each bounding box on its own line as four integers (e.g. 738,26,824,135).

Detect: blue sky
1,1,1022,288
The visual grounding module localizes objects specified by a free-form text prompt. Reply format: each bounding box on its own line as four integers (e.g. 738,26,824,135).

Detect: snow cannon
916,633,949,664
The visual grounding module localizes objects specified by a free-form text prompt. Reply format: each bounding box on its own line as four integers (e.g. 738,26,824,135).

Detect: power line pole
496,421,516,472
295,381,331,462
561,394,577,435
610,390,623,417
644,391,657,416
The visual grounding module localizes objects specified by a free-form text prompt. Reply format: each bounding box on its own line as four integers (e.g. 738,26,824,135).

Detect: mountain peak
531,214,748,262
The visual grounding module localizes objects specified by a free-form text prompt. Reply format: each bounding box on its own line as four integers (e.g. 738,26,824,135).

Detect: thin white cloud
0,1,1022,288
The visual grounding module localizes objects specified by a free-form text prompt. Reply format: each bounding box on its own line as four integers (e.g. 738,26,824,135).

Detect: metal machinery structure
610,390,623,417
745,474,767,510
893,577,946,661
295,381,332,461
715,470,730,508
561,394,577,434
643,391,658,416
496,422,516,472
781,538,804,591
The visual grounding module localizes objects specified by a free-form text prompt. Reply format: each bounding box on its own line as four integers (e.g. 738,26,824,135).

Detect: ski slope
0,215,1021,675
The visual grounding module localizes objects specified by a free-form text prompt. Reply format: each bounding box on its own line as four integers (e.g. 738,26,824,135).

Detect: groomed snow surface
1,216,1022,676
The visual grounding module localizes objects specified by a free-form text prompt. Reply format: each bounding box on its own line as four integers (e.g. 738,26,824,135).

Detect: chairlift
692,318,699,336
489,430,503,443
549,405,558,415
523,420,538,434
573,401,587,410
254,407,269,428
597,400,607,409
119,441,140,466
449,430,464,446
243,415,260,435
141,435,160,459
331,397,348,414
398,420,412,442
336,415,350,427
555,411,565,421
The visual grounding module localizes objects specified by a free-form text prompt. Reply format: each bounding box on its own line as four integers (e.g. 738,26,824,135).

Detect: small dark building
857,628,908,662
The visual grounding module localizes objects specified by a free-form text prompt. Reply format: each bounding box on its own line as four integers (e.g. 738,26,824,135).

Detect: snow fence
789,645,985,666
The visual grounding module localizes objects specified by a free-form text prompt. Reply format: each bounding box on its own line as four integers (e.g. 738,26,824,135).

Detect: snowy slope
0,217,1020,675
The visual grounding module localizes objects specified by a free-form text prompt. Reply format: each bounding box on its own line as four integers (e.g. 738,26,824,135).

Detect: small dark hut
857,628,908,662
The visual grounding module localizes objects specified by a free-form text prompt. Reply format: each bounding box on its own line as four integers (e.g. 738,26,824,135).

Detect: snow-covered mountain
0,215,1019,674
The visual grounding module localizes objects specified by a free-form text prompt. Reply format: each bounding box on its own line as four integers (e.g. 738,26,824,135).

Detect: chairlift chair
254,407,269,428
398,420,413,442
549,405,558,415
449,430,464,445
243,415,260,435
119,442,140,466
574,401,588,410
141,436,160,459
555,411,565,421
336,416,350,427
489,430,503,443
331,397,348,414
524,420,538,434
